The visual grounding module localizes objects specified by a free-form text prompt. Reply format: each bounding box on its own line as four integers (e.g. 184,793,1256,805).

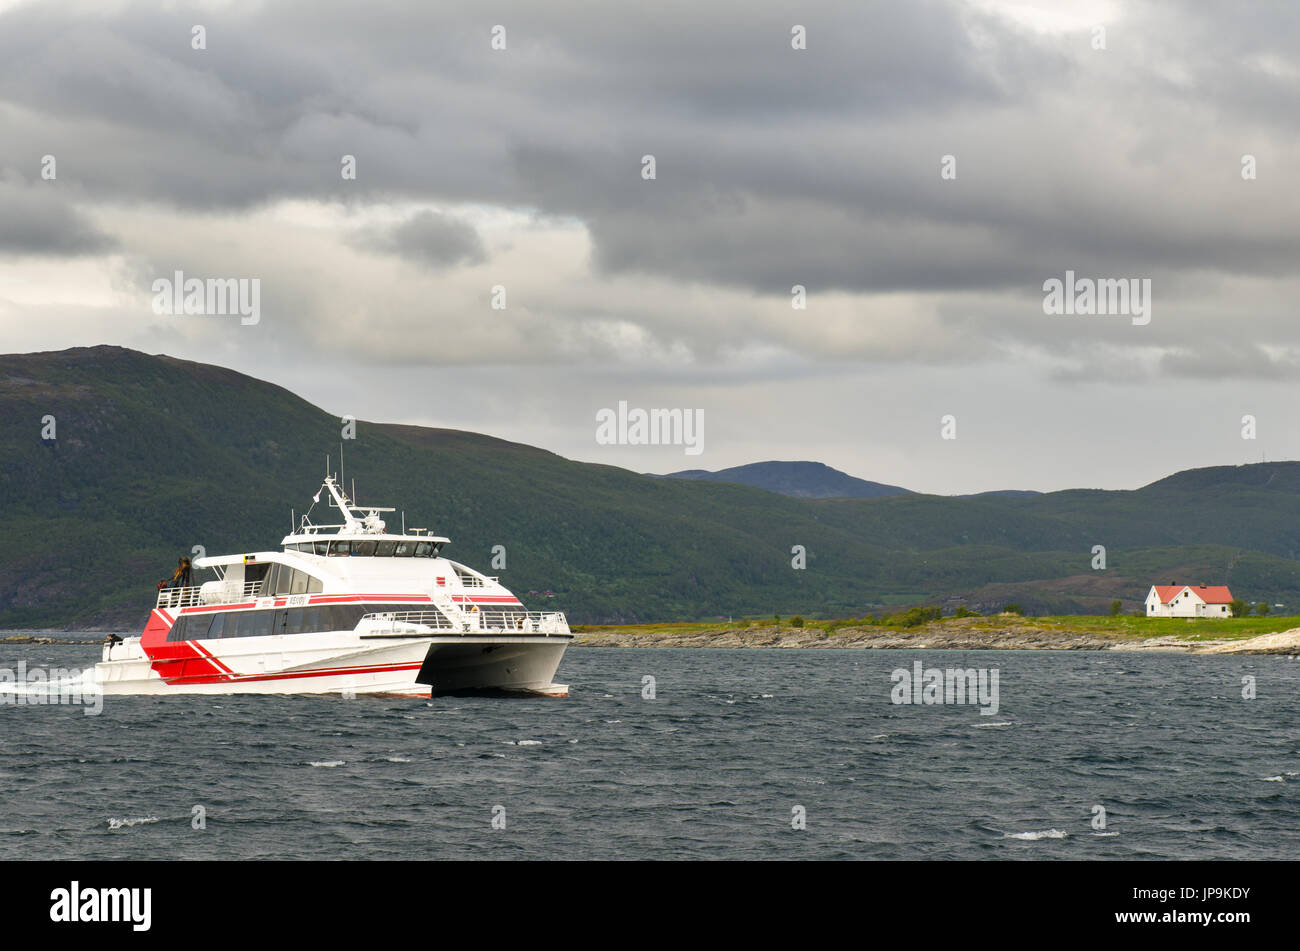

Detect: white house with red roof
1146,584,1236,618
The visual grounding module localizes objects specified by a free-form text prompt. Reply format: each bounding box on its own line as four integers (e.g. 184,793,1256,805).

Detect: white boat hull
95,631,571,697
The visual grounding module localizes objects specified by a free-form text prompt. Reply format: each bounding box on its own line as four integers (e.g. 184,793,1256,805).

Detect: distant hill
958,489,1044,500
1,346,1298,628
1142,464,1300,493
660,461,913,499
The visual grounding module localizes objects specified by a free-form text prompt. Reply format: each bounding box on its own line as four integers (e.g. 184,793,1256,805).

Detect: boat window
331,541,352,556
355,541,377,557
263,563,281,595
245,611,274,637
415,542,433,557
306,574,323,594
244,563,270,589
313,540,328,555
177,603,424,640
376,541,396,557
289,569,308,595
329,605,369,629
170,614,221,641
393,541,414,557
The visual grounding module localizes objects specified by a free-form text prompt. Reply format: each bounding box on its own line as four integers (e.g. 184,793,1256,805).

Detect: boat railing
454,574,499,588
156,580,264,610
359,609,570,636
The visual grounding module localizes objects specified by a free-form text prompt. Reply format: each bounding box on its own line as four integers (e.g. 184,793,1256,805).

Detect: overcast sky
1,0,1298,493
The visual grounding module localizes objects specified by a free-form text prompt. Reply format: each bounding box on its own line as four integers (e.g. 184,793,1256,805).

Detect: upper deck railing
454,573,499,588
358,609,570,636
156,580,263,610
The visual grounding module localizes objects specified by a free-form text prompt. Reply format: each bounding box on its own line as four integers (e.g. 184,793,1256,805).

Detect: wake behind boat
95,473,572,697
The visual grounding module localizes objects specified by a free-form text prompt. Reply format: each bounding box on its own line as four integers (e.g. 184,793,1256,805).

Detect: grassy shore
571,613,1300,652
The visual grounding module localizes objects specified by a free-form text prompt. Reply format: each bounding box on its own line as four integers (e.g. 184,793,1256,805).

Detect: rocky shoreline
572,621,1300,655
1,634,103,645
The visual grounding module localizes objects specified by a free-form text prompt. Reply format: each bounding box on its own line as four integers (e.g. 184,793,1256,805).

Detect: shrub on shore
882,605,942,628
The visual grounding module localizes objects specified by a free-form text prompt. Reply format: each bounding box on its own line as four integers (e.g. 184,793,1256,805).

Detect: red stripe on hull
152,652,424,686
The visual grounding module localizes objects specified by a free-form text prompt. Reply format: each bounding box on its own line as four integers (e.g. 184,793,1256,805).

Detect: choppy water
2,641,1298,859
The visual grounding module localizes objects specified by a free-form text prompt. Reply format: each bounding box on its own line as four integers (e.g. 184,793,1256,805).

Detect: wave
1004,829,1069,840
107,816,160,830
308,760,345,768
0,668,99,696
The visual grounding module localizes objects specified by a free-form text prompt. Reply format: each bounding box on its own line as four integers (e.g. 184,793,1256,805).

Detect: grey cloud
0,0,1298,377
1159,343,1300,381
349,210,486,268
0,183,117,256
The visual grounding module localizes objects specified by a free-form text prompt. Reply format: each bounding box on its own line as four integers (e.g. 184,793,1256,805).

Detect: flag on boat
313,489,321,503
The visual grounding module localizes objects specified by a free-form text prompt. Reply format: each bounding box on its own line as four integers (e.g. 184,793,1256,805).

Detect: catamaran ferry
94,475,572,697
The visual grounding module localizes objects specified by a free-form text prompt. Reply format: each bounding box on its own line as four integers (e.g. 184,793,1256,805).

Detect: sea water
1,641,1297,860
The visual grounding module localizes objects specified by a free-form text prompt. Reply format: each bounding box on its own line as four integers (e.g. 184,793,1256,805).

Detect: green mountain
2,346,1298,629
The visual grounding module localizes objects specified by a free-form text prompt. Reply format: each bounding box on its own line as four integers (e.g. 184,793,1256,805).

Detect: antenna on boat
339,442,345,501
352,478,356,506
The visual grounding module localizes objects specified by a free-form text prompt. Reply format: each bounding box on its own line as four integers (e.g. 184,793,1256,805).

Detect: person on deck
158,556,193,590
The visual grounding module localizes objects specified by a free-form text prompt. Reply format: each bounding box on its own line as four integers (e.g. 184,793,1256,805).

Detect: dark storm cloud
349,209,486,268
0,183,117,255
0,2,1061,220
0,0,1298,355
